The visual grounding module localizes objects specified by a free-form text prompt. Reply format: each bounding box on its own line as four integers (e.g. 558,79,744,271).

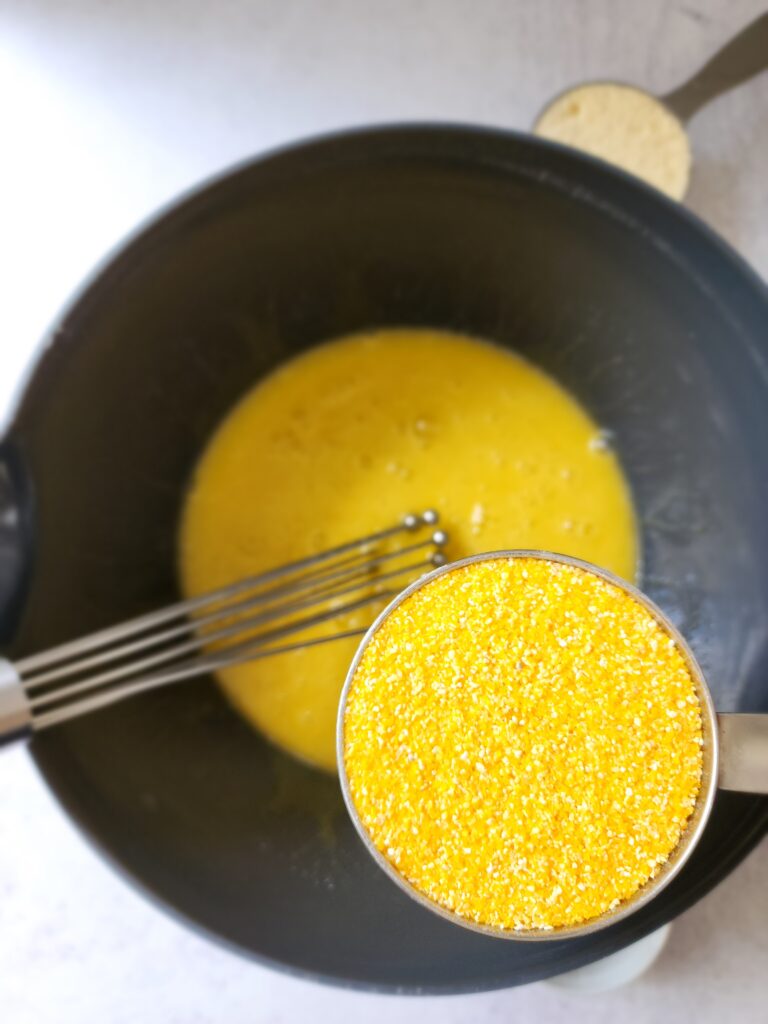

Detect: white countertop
0,0,766,1020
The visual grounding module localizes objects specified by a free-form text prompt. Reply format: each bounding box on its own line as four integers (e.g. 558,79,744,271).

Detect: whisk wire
23,538,438,692
2,511,446,738
29,555,435,713
32,629,371,730
16,513,434,677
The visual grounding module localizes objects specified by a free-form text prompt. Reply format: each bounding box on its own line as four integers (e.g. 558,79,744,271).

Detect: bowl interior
6,127,768,990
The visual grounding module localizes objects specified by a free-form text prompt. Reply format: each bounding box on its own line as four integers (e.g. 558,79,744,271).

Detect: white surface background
0,0,767,1020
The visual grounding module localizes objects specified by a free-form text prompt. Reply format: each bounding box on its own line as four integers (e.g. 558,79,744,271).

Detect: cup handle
718,714,768,794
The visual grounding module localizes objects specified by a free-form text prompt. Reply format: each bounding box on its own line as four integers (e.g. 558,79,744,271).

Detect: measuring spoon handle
662,12,768,122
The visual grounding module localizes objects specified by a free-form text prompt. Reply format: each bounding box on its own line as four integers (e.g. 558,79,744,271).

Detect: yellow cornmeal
180,329,638,771
535,83,691,200
343,557,703,931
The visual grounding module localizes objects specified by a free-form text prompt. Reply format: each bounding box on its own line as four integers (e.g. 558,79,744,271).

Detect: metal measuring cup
337,551,768,940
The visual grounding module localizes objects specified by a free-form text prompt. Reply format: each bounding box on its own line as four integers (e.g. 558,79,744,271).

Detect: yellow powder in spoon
535,82,691,200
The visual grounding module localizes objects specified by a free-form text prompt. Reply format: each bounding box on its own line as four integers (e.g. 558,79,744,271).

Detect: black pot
2,125,767,992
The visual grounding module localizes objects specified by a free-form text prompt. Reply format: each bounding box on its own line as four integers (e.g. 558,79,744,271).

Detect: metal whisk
0,511,447,745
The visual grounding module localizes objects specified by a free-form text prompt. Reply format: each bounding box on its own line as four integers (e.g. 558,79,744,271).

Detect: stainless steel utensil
533,12,768,199
0,511,446,744
338,550,768,941
660,11,768,125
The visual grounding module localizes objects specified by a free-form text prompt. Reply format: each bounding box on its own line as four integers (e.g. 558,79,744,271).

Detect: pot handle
718,714,768,794
0,437,34,648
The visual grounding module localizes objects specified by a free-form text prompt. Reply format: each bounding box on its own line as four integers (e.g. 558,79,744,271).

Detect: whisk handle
0,658,31,746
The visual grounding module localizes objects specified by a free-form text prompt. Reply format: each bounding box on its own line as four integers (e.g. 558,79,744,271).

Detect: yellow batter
180,329,638,771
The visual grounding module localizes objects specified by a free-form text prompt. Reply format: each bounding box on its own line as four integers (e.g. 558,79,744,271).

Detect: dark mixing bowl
1,125,767,991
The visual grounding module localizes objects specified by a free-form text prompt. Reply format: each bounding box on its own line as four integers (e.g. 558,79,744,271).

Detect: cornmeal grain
343,557,703,930
534,83,691,200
